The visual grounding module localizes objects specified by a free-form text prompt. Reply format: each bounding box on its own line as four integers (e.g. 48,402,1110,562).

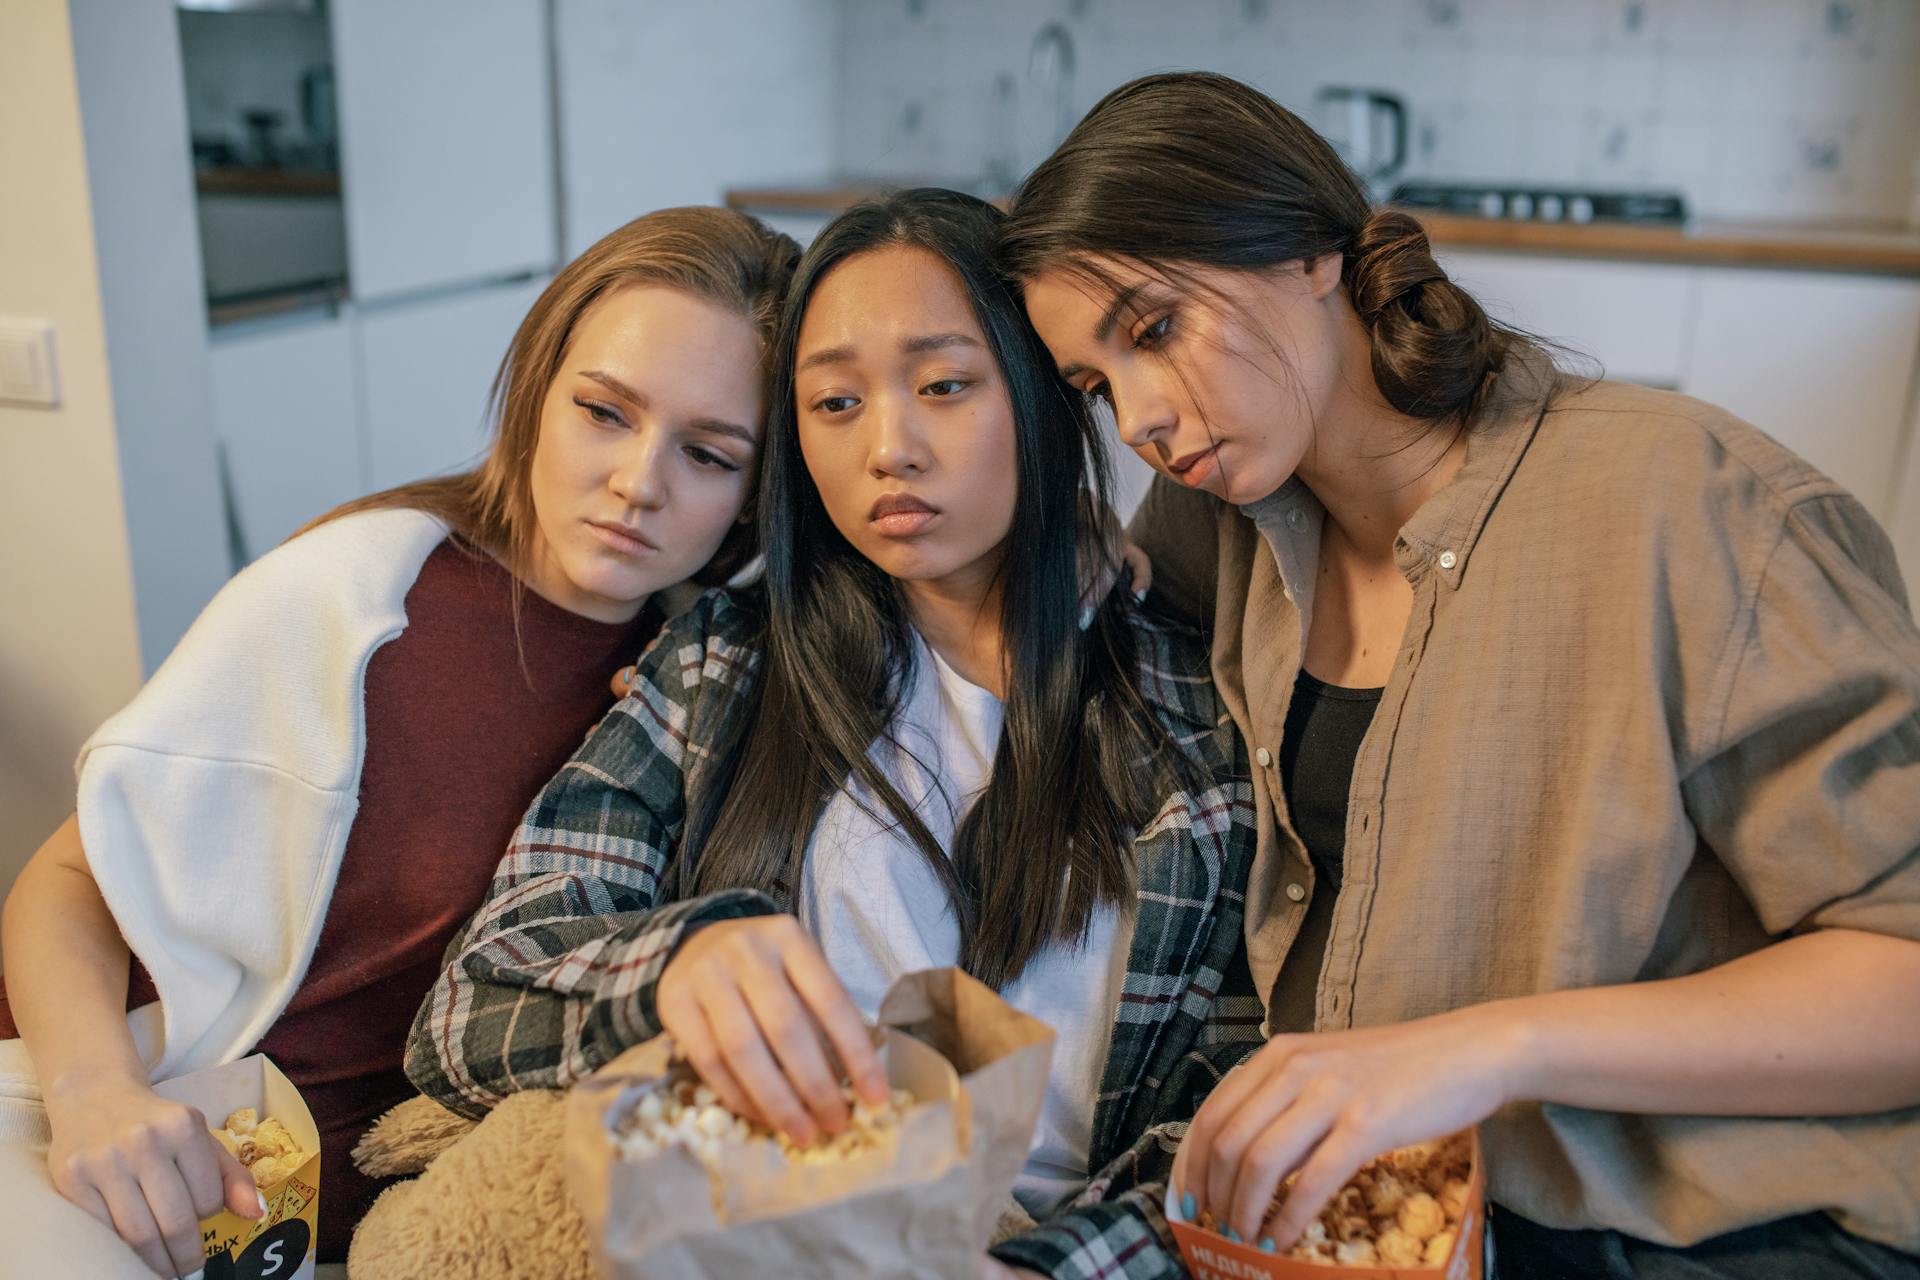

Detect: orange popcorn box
153,1054,321,1280
1166,1130,1488,1280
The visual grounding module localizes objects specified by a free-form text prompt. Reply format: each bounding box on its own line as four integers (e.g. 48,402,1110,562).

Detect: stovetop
1389,182,1688,226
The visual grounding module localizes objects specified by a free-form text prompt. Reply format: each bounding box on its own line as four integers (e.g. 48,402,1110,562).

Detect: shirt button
1438,550,1458,570
1285,882,1307,903
1286,507,1307,532
1255,746,1273,768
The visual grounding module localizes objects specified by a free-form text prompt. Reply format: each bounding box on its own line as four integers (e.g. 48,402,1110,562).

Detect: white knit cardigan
0,508,447,1133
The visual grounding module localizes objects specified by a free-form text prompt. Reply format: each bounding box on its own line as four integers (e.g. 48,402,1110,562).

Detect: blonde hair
303,206,800,585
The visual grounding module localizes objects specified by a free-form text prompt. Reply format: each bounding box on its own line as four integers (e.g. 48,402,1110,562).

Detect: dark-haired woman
405,188,1263,1278
1004,71,1920,1278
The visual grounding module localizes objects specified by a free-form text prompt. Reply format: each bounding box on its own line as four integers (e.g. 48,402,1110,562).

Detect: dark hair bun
1344,208,1507,422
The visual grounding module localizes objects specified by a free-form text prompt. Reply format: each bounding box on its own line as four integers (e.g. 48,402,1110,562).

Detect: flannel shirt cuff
989,1195,1185,1280
582,887,780,1067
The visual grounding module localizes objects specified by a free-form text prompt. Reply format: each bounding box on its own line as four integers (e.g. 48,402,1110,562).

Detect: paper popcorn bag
152,1054,321,1280
565,967,1055,1280
1167,1130,1487,1280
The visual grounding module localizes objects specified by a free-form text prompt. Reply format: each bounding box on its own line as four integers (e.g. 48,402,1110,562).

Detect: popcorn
1191,1132,1474,1268
1332,1239,1378,1266
210,1109,310,1189
609,1066,915,1180
1377,1226,1425,1267
1362,1171,1409,1219
1397,1191,1447,1241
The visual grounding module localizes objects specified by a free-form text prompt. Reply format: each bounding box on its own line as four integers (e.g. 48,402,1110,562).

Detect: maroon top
1,541,658,1264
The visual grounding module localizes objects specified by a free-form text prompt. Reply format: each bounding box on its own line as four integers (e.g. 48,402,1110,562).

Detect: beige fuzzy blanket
347,1093,594,1280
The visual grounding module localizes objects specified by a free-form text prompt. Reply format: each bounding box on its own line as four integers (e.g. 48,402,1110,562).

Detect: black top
1278,669,1384,893
1268,668,1383,1032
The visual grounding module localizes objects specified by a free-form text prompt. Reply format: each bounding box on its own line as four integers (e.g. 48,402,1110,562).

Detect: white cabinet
1434,250,1920,540
1438,251,1694,389
1685,271,1920,519
207,310,364,564
332,0,555,299
356,278,546,490
553,0,836,255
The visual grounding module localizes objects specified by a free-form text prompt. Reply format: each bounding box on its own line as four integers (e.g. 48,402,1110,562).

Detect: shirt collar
1233,347,1559,594
1393,346,1559,589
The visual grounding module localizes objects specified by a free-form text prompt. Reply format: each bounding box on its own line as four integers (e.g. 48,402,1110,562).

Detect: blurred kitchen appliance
1390,182,1689,226
1314,85,1407,192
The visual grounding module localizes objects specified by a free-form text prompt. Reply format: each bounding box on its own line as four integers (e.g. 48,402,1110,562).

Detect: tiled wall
832,0,1920,224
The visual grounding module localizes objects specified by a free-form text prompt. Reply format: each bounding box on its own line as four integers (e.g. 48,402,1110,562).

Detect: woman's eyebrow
797,344,854,372
688,419,756,445
1094,283,1148,341
798,333,980,372
581,369,646,405
901,332,980,354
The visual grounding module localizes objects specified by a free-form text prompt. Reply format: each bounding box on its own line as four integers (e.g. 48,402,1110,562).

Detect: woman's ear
1305,252,1345,300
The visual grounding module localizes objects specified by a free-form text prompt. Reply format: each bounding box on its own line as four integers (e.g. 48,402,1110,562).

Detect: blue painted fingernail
1181,1192,1196,1219
1260,1238,1276,1253
1134,586,1149,602
1078,604,1095,631
1225,1227,1242,1243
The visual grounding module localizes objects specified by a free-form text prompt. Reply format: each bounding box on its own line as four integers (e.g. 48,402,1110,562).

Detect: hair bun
1345,208,1506,421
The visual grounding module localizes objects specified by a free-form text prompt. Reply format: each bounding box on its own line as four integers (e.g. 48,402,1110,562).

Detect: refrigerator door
332,0,556,300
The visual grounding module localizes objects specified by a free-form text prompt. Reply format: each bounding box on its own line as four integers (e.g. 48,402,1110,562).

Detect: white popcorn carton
1165,1129,1487,1280
152,1054,320,1280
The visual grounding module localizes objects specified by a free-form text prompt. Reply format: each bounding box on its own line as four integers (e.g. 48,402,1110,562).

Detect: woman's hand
656,914,888,1146
1077,503,1151,627
44,1069,263,1278
1172,1007,1523,1250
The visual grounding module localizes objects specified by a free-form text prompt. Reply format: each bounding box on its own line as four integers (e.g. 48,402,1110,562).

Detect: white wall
0,0,145,908
555,0,839,255
70,0,233,672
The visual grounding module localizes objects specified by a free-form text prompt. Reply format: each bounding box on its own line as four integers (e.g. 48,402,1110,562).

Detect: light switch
0,318,60,409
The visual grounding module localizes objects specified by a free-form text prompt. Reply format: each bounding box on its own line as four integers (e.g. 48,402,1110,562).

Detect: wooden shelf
196,169,342,198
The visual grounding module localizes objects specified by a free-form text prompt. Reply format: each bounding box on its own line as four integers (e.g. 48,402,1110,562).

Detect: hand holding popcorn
210,1108,312,1189
656,914,890,1146
42,1071,263,1279
1171,1006,1515,1250
1189,1132,1475,1268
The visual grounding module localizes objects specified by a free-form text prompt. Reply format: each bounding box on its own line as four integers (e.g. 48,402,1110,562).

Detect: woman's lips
868,492,939,538
1167,443,1221,489
587,520,658,556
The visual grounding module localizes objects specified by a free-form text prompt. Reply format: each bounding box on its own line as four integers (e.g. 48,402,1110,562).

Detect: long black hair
673,188,1186,989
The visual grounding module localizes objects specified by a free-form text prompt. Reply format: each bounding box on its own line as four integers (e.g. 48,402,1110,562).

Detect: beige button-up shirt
1129,350,1920,1250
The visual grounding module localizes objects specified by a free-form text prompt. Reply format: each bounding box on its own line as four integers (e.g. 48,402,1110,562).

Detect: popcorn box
153,1054,320,1280
1166,1130,1487,1280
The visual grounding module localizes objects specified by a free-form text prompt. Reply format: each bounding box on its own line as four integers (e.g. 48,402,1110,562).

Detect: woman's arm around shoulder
404,589,783,1117
1126,476,1222,628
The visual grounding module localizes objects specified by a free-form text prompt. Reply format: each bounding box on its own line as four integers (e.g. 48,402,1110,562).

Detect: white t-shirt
797,634,1136,1216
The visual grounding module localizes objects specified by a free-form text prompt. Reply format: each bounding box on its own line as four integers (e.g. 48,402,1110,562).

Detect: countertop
197,168,342,198
724,181,1920,277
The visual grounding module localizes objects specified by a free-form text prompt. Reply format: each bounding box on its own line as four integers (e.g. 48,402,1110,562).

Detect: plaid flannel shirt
405,587,1263,1279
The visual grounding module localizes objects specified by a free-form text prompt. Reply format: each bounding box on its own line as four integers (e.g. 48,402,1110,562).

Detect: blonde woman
0,207,798,1276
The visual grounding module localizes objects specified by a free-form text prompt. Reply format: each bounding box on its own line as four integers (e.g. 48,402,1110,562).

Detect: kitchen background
4,0,1920,905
